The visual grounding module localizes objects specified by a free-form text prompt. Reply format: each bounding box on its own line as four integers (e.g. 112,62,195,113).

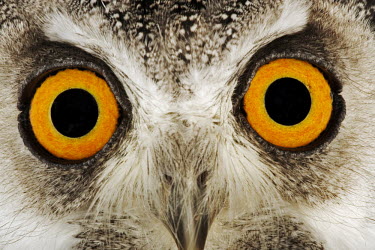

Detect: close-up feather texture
0,0,374,249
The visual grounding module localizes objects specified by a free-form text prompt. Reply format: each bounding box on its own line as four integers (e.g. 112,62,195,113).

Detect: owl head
0,0,374,249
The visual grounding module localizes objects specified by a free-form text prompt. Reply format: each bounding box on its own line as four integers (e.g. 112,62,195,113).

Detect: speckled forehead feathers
68,0,284,83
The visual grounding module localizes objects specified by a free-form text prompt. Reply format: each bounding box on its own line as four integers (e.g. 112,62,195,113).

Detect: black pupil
51,89,99,138
265,78,311,126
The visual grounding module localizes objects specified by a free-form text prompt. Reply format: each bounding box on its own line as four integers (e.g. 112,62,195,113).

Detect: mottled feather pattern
0,0,374,249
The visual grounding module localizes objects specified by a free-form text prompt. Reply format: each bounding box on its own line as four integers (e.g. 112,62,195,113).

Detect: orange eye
29,69,119,160
243,59,332,148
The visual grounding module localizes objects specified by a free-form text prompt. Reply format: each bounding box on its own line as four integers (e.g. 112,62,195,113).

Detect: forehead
81,2,271,44
41,0,309,96
88,0,277,67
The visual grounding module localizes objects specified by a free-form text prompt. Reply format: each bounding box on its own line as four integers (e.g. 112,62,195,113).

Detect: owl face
0,0,374,249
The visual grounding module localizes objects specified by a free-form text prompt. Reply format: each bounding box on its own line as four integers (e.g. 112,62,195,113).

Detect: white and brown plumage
0,0,374,249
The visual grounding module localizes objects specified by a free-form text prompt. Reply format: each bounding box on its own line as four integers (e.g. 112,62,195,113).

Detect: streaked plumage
0,0,374,249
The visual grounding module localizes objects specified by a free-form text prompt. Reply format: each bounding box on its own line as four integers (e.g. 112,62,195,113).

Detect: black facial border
18,42,132,167
233,26,346,155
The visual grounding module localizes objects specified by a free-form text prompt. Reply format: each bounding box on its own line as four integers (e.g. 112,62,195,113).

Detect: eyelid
29,69,120,160
234,54,345,154
243,58,332,149
17,44,132,166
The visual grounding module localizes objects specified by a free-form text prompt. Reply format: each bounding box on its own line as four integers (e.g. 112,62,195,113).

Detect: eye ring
243,58,332,148
29,69,119,160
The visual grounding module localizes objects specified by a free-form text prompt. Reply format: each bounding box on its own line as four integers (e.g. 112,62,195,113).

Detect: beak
166,183,210,250
174,213,209,250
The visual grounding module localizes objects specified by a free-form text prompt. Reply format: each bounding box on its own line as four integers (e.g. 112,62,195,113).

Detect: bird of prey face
0,0,374,249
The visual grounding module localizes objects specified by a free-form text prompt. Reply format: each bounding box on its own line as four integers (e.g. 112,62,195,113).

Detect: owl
0,0,374,249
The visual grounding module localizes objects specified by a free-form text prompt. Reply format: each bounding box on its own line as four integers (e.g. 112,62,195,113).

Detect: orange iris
29,69,119,160
243,59,332,148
